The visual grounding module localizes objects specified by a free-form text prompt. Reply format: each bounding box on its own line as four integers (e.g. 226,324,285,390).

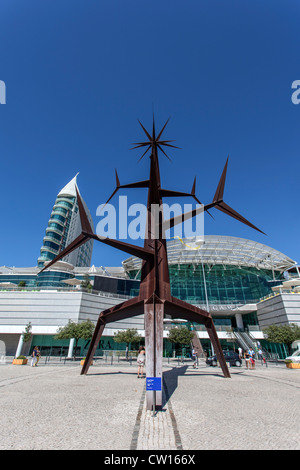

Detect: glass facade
128,263,283,305
37,175,93,268
38,194,74,267
36,270,74,288
0,274,36,288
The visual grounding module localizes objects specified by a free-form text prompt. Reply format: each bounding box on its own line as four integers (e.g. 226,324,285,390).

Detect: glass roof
122,235,296,273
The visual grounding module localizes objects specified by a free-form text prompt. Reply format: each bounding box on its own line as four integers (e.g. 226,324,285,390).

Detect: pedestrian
137,346,145,378
249,347,256,369
244,349,250,369
31,346,39,367
125,345,128,361
35,346,41,366
192,348,197,368
238,347,243,359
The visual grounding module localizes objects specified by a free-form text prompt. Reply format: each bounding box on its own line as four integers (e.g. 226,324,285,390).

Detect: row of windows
54,200,73,210
45,231,62,242
51,207,68,217
43,240,60,251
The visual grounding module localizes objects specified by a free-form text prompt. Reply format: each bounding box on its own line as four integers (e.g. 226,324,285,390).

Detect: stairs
233,330,272,360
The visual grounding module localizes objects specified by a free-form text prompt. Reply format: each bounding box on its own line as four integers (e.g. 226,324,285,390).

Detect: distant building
37,174,94,268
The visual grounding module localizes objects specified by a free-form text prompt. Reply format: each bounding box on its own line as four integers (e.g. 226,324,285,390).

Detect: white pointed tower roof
58,173,80,197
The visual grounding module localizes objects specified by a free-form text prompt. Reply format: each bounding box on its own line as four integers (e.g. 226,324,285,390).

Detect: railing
259,290,300,303
0,286,134,300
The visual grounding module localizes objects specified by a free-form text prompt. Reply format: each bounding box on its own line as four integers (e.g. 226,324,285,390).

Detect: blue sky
0,0,299,268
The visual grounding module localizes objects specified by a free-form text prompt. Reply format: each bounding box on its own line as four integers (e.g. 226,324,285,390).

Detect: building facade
0,235,298,360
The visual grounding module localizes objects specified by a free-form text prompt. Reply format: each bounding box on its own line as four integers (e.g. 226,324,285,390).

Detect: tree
263,323,300,354
81,274,93,290
22,322,32,343
167,326,194,356
114,328,141,350
54,319,95,357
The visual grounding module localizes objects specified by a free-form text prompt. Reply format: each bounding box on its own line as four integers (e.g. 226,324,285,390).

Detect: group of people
238,346,265,369
243,347,256,369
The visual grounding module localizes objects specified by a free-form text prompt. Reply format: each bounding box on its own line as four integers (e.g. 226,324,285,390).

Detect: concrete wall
78,292,144,330
257,293,300,329
0,291,145,355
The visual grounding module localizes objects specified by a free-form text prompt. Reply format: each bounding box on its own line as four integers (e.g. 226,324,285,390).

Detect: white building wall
0,291,145,355
257,293,300,328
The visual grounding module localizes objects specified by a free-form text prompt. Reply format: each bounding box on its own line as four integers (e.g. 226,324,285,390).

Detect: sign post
146,377,162,417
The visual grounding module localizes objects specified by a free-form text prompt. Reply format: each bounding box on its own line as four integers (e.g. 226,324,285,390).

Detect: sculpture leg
81,317,105,375
206,318,230,378
81,297,144,375
164,297,230,378
145,298,164,410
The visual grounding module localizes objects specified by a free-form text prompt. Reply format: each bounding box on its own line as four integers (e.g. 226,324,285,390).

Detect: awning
271,285,284,291
0,282,18,288
61,278,82,286
282,278,300,288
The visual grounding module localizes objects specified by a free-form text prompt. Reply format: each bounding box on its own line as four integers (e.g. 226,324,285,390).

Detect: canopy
61,278,82,286
0,282,18,288
271,285,284,291
282,278,300,288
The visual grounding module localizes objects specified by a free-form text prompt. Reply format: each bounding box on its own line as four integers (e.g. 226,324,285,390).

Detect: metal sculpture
40,116,264,409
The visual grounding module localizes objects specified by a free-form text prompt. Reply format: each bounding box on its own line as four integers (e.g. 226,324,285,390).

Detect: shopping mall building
1,234,299,360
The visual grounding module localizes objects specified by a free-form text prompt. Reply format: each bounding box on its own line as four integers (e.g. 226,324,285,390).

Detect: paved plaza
0,359,299,451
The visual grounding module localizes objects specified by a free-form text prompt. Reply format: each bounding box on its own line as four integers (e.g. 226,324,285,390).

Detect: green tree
54,319,95,357
167,326,194,356
263,323,300,354
81,274,93,290
22,322,32,343
114,328,141,350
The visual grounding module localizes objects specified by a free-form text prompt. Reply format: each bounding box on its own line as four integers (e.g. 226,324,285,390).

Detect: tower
37,174,94,268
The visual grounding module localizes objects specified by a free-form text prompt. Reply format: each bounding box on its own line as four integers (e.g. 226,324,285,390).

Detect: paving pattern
0,359,299,450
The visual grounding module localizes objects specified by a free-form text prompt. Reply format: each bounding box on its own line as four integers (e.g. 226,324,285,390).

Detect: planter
12,358,28,365
80,359,93,366
286,362,300,369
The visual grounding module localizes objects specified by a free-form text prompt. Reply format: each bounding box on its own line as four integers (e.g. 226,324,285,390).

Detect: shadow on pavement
162,365,231,406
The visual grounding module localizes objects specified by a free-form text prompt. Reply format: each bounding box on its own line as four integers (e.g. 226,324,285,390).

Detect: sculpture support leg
145,300,164,410
81,318,105,375
206,319,230,378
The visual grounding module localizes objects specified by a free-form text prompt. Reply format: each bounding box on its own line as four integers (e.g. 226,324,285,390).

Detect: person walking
238,347,243,360
249,347,256,369
35,346,41,366
192,348,197,368
137,346,145,378
31,346,39,367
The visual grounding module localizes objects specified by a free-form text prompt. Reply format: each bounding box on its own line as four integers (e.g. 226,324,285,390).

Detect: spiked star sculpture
40,116,264,410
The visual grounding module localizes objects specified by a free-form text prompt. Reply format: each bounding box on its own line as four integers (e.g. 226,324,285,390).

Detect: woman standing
137,346,145,378
244,349,250,369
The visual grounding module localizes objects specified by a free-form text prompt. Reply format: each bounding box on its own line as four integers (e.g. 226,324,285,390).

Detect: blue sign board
146,377,162,391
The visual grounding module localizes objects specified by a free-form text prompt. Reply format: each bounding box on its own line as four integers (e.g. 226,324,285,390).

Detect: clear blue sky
0,0,299,268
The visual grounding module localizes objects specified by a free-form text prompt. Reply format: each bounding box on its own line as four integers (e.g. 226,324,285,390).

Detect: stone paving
0,359,299,450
